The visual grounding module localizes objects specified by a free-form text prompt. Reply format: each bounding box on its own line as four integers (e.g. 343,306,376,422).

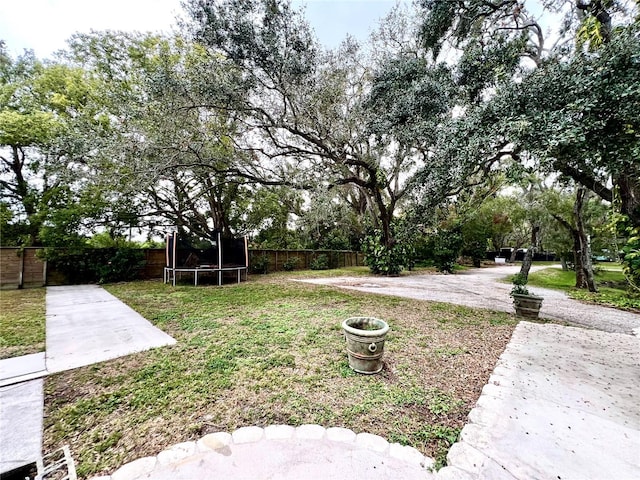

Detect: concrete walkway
46,285,176,373
441,321,640,480
299,265,640,335
0,352,46,387
0,285,176,476
0,379,44,474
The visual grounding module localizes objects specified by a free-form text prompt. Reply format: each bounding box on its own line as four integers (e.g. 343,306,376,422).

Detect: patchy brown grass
42,274,516,478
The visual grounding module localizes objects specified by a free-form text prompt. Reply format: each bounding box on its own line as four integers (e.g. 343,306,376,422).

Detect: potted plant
342,317,389,374
510,273,543,318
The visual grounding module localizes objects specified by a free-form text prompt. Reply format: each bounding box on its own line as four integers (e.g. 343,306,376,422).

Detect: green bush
363,240,402,275
362,229,411,276
461,218,490,268
613,215,640,293
96,249,145,283
462,238,488,268
45,248,145,284
412,236,435,266
433,226,463,273
621,227,640,292
251,254,269,274
310,254,330,270
282,257,300,271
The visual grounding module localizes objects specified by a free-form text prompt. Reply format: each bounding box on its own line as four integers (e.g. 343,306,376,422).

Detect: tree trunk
374,190,394,251
554,164,640,229
616,170,640,229
560,257,568,271
574,188,598,292
573,228,586,288
519,224,540,281
9,146,41,245
551,189,597,292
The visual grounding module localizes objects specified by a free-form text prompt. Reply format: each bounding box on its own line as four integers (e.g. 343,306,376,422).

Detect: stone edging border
88,424,439,480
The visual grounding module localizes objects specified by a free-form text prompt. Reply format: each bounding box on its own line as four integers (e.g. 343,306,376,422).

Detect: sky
0,0,400,59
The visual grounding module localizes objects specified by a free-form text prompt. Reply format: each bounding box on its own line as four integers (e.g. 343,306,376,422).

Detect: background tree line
1,0,638,290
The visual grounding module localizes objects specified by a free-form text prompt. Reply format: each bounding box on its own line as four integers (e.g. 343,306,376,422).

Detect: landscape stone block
232,426,264,444
436,466,476,480
264,425,295,440
157,441,197,465
459,423,490,448
326,427,356,443
355,432,389,453
111,457,157,480
295,424,326,440
197,432,232,451
446,442,488,474
388,443,425,467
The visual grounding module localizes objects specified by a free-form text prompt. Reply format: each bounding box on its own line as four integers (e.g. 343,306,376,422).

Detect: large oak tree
183,0,468,261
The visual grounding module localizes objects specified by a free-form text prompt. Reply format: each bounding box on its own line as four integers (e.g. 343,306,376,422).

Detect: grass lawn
594,263,623,271
526,265,640,311
43,273,517,477
0,288,46,359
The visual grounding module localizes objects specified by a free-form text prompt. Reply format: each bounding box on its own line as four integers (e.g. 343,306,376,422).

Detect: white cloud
1,0,401,59
0,0,182,58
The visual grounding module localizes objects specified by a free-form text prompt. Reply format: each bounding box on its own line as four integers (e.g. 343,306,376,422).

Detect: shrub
462,239,488,268
433,226,463,273
251,254,269,274
614,215,640,293
282,257,300,271
44,248,145,284
363,240,403,275
621,229,640,293
310,254,329,270
96,249,145,283
362,230,410,276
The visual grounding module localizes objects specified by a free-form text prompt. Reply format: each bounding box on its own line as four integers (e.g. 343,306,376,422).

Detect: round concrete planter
342,317,389,374
512,293,543,318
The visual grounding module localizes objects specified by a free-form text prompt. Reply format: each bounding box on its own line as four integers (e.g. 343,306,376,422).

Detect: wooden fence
0,247,364,289
248,249,364,273
0,248,47,289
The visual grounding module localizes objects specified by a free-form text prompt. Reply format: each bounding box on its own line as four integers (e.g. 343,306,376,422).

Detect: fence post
18,248,25,289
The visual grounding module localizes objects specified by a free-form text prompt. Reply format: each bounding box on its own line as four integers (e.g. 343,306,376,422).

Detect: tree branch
553,162,613,203
551,213,576,234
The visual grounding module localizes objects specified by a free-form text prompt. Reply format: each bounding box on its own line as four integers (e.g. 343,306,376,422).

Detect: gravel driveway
300,265,640,335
